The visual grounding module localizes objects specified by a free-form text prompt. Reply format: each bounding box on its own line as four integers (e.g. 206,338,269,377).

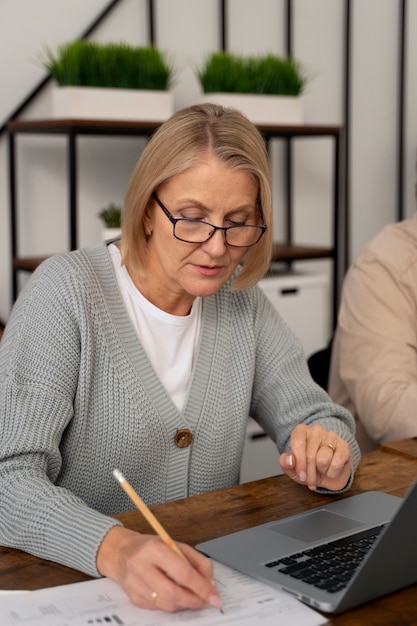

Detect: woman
0,104,360,612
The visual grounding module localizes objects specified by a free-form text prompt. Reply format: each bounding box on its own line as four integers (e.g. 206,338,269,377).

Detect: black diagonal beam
0,0,124,136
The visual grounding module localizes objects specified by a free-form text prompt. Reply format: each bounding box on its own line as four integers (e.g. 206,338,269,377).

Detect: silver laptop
197,481,417,613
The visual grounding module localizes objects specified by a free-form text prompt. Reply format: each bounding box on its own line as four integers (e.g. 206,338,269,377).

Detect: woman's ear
143,204,153,237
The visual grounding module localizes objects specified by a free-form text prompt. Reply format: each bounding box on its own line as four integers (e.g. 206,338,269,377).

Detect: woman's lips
193,264,223,277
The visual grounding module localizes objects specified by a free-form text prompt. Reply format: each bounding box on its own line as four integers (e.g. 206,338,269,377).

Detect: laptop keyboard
265,525,385,594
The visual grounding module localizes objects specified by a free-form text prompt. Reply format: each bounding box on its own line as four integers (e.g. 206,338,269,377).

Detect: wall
0,0,416,326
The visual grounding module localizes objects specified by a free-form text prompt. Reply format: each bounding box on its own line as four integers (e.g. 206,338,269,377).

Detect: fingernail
286,454,294,468
299,471,307,482
208,594,222,610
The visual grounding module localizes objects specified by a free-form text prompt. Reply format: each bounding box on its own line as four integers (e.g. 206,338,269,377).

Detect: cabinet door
258,272,331,358
240,418,282,484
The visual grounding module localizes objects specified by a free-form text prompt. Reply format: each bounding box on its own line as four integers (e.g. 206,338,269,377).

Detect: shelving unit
6,118,344,325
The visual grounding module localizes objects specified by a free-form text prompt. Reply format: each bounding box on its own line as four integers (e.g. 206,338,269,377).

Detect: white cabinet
258,271,331,359
240,271,331,483
240,417,282,483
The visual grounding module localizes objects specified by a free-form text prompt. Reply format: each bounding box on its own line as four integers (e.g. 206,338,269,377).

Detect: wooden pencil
112,469,223,613
113,468,187,561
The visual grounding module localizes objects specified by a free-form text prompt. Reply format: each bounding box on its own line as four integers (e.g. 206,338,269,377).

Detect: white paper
0,590,28,595
0,561,328,625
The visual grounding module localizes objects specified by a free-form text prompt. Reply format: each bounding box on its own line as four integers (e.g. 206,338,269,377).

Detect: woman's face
141,154,260,315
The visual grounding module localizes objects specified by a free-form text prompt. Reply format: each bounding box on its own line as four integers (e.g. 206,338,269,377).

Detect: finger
314,436,351,491
322,439,350,480
127,568,204,612
315,440,337,473
288,424,310,483
143,565,208,612
176,544,222,610
306,425,348,487
297,424,325,486
279,452,298,480
284,424,321,485
176,543,221,605
311,442,337,489
179,542,214,580
316,459,351,491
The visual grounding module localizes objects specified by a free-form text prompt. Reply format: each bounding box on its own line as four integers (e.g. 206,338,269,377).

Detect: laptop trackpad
269,509,362,543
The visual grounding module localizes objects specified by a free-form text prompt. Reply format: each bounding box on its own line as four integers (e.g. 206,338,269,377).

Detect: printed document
0,561,328,625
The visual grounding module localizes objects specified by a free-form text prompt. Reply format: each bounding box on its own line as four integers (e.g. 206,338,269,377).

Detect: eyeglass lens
174,220,264,247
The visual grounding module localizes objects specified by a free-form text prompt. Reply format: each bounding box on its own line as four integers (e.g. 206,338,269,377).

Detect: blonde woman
0,104,360,612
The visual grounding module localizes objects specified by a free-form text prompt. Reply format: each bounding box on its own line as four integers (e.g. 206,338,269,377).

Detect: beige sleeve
329,253,417,444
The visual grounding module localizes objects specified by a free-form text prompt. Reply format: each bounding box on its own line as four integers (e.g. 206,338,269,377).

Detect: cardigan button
174,429,193,448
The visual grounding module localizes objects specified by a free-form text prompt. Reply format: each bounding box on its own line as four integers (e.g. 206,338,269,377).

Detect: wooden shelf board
7,119,342,138
13,244,333,274
272,244,333,261
13,257,50,271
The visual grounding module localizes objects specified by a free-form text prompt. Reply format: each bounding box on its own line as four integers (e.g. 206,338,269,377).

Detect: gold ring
327,443,335,451
151,591,157,604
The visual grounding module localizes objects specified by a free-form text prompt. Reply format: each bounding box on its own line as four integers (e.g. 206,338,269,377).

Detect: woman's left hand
279,424,352,491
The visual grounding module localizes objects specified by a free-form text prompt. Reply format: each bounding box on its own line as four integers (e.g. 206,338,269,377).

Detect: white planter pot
102,227,121,241
200,93,304,126
50,86,174,121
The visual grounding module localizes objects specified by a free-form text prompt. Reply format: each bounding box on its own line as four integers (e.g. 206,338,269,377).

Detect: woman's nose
200,227,228,255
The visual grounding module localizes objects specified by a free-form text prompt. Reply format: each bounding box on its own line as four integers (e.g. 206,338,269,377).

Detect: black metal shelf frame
7,119,344,328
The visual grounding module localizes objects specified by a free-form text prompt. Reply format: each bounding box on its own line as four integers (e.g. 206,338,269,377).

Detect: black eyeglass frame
152,193,267,248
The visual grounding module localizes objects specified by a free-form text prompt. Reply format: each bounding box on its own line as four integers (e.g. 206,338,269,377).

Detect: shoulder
11,245,112,323
340,216,417,311
354,215,417,277
36,243,108,273
28,244,109,291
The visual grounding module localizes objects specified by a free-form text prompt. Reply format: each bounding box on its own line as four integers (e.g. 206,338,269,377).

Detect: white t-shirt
109,244,201,411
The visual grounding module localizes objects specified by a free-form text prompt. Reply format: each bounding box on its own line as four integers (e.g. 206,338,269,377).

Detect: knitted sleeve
246,285,361,490
0,255,122,577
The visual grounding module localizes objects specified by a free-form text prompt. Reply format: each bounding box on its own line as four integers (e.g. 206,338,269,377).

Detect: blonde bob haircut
121,103,272,290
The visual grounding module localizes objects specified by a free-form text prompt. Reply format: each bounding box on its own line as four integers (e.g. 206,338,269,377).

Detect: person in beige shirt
329,213,417,451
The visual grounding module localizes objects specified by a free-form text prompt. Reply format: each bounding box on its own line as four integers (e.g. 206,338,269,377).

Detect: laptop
196,481,417,613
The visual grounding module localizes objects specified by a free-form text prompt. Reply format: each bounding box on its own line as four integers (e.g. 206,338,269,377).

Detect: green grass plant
197,52,308,96
41,40,173,91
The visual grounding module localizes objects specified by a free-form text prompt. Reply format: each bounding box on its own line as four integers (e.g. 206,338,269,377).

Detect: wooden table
1,441,417,625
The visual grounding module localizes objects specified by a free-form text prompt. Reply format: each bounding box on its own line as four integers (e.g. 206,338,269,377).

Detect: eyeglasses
152,193,267,248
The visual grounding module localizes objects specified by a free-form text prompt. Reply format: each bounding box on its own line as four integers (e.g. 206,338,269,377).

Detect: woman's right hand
96,525,222,612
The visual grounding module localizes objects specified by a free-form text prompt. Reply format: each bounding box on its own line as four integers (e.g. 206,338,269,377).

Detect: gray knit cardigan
0,244,360,577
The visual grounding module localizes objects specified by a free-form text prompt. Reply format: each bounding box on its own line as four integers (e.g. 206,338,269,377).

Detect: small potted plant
40,40,175,121
99,203,122,241
196,52,310,125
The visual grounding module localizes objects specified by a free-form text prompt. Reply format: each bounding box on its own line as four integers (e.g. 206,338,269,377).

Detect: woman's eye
180,209,205,221
226,216,251,226
228,219,246,226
